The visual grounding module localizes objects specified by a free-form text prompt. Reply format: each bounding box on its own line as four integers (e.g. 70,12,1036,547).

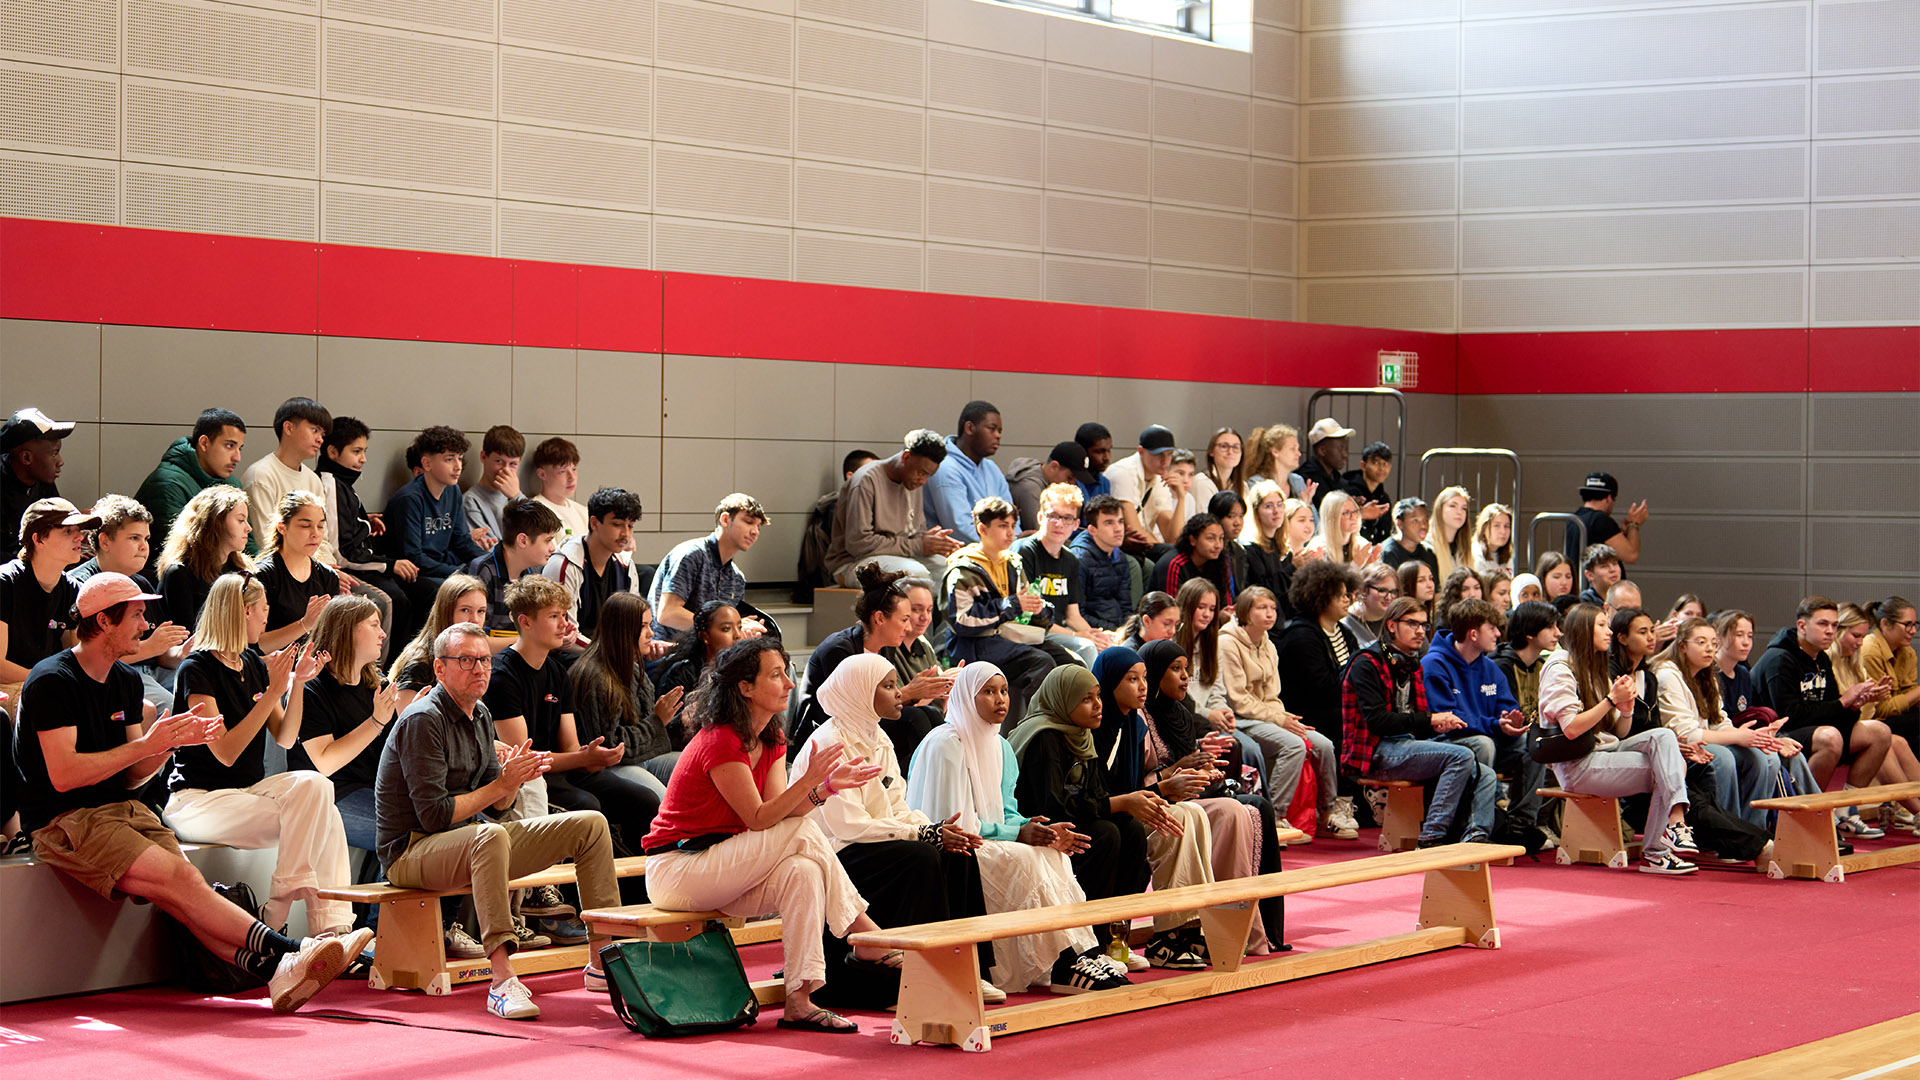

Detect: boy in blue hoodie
383,426,485,596
1422,598,1548,837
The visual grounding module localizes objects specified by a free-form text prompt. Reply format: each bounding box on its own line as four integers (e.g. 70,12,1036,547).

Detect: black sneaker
1144,931,1206,970
521,884,576,918
1049,947,1131,995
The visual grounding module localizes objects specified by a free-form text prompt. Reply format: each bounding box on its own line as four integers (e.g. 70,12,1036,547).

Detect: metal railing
1527,512,1587,573
1419,448,1522,516
1304,387,1407,501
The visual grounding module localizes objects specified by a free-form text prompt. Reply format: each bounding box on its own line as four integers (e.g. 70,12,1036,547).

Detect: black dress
1013,728,1150,906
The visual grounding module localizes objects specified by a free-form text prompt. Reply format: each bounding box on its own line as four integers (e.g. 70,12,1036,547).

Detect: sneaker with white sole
1327,797,1361,840
487,976,540,1020
1640,851,1698,876
512,915,552,950
269,936,352,1014
583,965,607,994
1049,948,1131,995
534,915,588,946
521,884,576,918
445,923,487,959
1144,930,1206,970
1663,822,1701,855
978,979,1007,1004
1837,813,1885,839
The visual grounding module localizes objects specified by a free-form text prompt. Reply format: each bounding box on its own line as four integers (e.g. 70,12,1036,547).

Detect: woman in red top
640,637,888,1033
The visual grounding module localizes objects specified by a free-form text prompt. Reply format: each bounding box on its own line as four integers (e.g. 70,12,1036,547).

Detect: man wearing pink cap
11,572,370,1013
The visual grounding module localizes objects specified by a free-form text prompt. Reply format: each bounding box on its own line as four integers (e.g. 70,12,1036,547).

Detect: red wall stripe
1455,329,1812,395
1807,327,1919,393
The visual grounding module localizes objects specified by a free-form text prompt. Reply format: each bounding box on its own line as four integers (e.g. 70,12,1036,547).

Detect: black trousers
818,839,992,1009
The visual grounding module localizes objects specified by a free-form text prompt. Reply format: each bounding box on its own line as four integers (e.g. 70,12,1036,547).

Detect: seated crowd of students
1,401,1915,1032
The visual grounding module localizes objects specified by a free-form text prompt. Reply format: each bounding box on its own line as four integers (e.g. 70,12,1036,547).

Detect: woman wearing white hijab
906,663,1129,995
794,653,1002,1007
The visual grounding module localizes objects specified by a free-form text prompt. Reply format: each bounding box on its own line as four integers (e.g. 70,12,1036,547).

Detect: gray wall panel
1809,458,1920,514
1808,393,1920,455
1809,521,1920,577
1456,394,1807,455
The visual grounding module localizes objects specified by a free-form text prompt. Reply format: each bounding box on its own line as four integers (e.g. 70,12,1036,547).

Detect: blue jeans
1704,743,1782,828
1371,736,1497,843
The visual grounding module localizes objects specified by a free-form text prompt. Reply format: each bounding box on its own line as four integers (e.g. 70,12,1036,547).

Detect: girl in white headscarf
906,664,1127,995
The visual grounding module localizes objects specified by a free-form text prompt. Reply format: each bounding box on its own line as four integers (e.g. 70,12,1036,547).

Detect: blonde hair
1316,489,1359,563
192,572,266,655
313,595,383,688
1242,478,1287,548
1038,482,1083,517
389,573,487,683
157,487,254,583
1279,498,1314,559
1472,502,1514,570
1828,602,1874,692
263,489,326,557
1432,485,1474,566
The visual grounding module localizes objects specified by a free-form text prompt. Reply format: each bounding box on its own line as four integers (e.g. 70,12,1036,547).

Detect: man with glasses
1340,597,1496,847
1341,564,1400,647
1013,483,1113,667
374,621,620,1021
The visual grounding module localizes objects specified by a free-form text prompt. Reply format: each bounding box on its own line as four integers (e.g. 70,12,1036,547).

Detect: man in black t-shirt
1567,471,1648,564
13,573,367,1012
1341,441,1395,545
1,498,97,704
1012,482,1110,667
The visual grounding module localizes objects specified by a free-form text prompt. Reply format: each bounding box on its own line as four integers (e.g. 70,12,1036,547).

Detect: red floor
5,831,1916,1080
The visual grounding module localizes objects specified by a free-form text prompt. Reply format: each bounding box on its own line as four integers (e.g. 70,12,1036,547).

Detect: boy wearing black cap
1569,471,1648,563
1,408,74,564
1105,424,1176,555
1004,441,1094,534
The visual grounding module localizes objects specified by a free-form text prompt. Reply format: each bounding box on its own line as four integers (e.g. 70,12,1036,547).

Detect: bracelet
806,786,826,807
916,822,942,845
822,777,837,795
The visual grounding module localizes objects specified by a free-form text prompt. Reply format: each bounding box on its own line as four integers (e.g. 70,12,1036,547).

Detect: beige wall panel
927,177,1044,248
1461,144,1808,212
925,243,1044,299
1456,394,1807,456
799,0,927,35
793,229,926,289
0,150,116,224
1048,66,1153,138
1811,517,1920,575
1511,458,1806,516
1808,393,1920,455
1306,216,1454,275
1153,144,1252,210
1251,217,1297,274
1306,25,1458,100
125,163,319,241
929,45,1045,121
927,111,1040,184
1461,206,1807,272
1306,98,1455,158
1465,0,1752,14
1153,204,1253,270
967,372,1086,442
322,104,495,196
98,424,183,507
1813,201,1920,260
575,351,664,438
663,354,736,438
1812,264,1920,323
125,0,317,94
101,325,313,426
1256,0,1302,26
1252,157,1297,215
1621,573,1809,624
1253,26,1301,101
1814,138,1920,198
1152,266,1252,316
321,183,496,255
1097,377,1217,451
734,439,836,516
1045,15,1153,78
1154,85,1253,152
1212,381,1308,441
795,161,924,237
1462,268,1808,331
317,337,505,432
800,92,926,170
1307,0,1458,28
1627,517,1807,575
1816,0,1920,73
653,145,792,224
1154,36,1252,96
497,201,652,269
563,435,662,527
797,22,925,104
652,216,793,278
832,363,971,441
500,49,652,138
1303,157,1455,216
502,0,653,62
0,62,118,157
1463,4,1808,93
926,0,1045,58
730,511,806,582
1815,74,1920,137
1047,129,1153,199
655,71,793,155
1,0,119,70
500,125,651,211
1811,457,1920,514
326,0,491,37
0,320,102,422
1299,276,1455,330
1047,192,1151,259
655,0,794,83
1044,255,1152,308
322,21,495,117
510,347,579,434
735,357,837,442
1252,99,1299,159
1462,82,1808,154
124,78,317,177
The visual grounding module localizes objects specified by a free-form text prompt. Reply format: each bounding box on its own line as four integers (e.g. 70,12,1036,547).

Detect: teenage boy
1012,483,1110,666
1104,425,1175,553
317,417,412,647
385,426,486,594
70,496,190,710
825,429,959,586
1069,494,1142,632
376,617,618,1019
135,407,252,573
925,401,1012,543
1073,422,1114,500
1381,497,1437,574
1342,441,1395,545
1420,598,1546,838
1143,449,1199,546
243,398,335,564
650,493,771,642
1752,596,1895,805
943,496,1062,719
1,408,73,565
464,425,524,551
2,499,97,702
1578,545,1622,606
1568,471,1649,564
546,487,643,646
1492,601,1561,722
528,438,588,543
1341,596,1496,847
16,572,369,1012
1004,442,1093,535
468,499,563,640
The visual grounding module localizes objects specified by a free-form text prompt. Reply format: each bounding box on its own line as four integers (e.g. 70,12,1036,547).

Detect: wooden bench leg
891,946,988,1052
1379,786,1425,853
1197,901,1256,972
371,896,451,995
1554,797,1629,868
1769,807,1844,882
1417,862,1500,949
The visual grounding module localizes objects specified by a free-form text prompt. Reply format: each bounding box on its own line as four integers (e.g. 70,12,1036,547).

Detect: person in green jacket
134,408,254,575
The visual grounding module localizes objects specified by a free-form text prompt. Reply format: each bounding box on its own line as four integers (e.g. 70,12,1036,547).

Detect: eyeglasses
1045,513,1079,524
437,654,490,670
1368,585,1398,598
1895,620,1919,632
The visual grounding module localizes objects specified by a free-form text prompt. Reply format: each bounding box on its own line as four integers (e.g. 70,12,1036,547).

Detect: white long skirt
976,839,1099,992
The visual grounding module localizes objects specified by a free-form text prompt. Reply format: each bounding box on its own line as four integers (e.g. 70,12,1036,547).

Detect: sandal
850,949,905,970
778,1007,859,1033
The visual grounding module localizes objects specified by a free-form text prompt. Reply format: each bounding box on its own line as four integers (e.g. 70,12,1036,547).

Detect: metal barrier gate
1304,388,1407,501
1527,512,1587,574
1418,448,1522,516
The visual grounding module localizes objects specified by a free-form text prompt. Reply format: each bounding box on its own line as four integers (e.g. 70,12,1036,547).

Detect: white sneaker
487,976,540,1020
1327,797,1360,840
978,979,1007,1004
445,923,487,959
269,936,351,1014
583,965,608,994
1837,813,1885,840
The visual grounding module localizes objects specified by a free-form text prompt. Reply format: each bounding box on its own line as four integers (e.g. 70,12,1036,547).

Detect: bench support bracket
1417,863,1500,949
893,945,988,1051
1198,901,1256,972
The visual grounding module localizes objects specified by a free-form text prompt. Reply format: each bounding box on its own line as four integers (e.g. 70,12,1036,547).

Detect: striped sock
234,921,300,980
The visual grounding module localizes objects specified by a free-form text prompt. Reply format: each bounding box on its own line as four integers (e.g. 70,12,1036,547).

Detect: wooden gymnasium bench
579,904,791,1006
1359,778,1423,852
844,841,1524,1052
1536,788,1641,868
1751,780,1920,883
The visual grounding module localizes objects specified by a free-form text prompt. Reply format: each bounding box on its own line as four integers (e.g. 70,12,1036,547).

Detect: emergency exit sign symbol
1378,350,1418,389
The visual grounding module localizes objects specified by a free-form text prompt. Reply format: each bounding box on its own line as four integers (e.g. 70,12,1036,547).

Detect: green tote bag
599,922,760,1038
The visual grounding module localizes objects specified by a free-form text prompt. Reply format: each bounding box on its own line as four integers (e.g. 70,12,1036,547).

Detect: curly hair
156,486,254,583
1287,558,1359,622
687,636,789,750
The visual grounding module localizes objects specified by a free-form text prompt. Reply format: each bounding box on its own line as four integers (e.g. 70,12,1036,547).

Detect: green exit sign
1378,350,1418,389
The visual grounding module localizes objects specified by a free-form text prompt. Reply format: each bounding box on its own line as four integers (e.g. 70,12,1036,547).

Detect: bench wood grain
1537,788,1640,868
1751,781,1920,883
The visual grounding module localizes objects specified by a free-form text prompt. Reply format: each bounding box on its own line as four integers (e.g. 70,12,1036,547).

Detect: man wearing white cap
1,408,74,564
11,572,370,1012
1296,418,1353,512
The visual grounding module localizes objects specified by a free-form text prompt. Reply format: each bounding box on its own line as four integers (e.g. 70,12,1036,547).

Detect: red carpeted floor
5,830,1916,1080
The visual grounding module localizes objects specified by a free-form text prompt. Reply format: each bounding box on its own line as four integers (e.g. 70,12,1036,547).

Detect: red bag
1287,751,1318,837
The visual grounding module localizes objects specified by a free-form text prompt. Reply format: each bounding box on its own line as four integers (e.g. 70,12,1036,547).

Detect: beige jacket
1218,618,1289,725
